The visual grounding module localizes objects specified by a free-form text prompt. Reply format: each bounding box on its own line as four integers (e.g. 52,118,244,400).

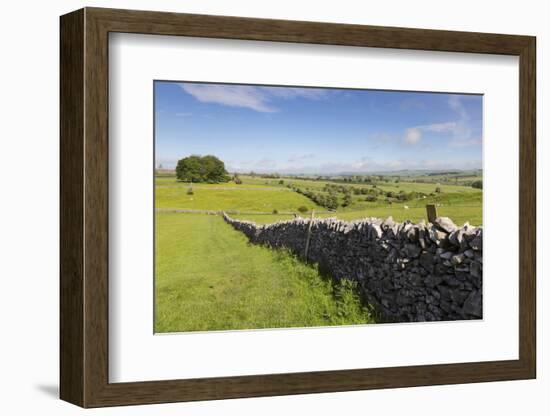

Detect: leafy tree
471,180,483,189
342,193,352,207
326,195,338,210
201,155,229,183
298,206,308,213
435,186,442,193
176,155,202,182
176,155,230,183
397,191,413,201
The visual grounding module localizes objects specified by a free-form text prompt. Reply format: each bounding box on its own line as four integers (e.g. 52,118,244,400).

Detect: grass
229,179,482,225
156,176,282,189
232,204,481,226
155,172,482,332
156,184,316,213
155,212,374,332
270,177,479,194
155,174,482,225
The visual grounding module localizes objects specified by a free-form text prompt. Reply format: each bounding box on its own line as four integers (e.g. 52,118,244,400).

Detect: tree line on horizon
173,154,483,190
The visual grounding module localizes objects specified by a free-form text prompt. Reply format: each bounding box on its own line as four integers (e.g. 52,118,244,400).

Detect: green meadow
155,212,374,332
156,185,316,213
155,173,482,332
156,174,482,224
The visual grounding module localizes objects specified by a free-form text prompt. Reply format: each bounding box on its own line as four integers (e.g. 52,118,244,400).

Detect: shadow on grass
267,246,379,324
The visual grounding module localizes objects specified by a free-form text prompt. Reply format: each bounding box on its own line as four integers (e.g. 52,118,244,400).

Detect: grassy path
155,212,374,332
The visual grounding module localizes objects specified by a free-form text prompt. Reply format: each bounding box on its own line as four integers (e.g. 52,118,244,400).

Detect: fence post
426,204,438,223
304,210,315,262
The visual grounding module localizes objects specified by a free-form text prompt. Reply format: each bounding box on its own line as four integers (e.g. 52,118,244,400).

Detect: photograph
154,81,484,333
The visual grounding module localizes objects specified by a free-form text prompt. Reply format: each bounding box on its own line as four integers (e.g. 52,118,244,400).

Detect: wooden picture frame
60,7,536,408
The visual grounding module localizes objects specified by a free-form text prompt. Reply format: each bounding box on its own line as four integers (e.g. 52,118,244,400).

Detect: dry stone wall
223,213,482,322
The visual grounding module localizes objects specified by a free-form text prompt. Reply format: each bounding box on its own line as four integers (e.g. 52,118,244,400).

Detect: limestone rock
462,290,482,317
222,212,482,323
434,217,458,233
405,243,422,258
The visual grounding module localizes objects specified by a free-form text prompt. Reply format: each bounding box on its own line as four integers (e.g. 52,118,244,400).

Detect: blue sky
154,81,482,174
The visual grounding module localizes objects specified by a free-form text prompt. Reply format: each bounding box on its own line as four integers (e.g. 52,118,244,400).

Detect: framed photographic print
60,7,536,408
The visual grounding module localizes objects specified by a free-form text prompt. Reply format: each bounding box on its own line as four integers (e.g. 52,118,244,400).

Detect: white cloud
403,121,457,145
448,95,469,119
180,84,276,113
404,128,422,144
228,154,480,174
401,96,480,147
179,84,330,113
261,87,327,100
446,95,477,146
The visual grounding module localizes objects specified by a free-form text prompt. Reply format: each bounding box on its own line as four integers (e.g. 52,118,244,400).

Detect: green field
156,174,482,225
231,205,481,226
156,184,316,213
155,213,373,332
155,172,482,332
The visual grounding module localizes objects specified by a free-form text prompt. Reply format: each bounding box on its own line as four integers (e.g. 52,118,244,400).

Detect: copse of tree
290,184,339,210
342,193,352,207
471,180,483,189
326,195,338,210
176,155,230,183
396,191,415,201
258,173,280,179
233,173,243,185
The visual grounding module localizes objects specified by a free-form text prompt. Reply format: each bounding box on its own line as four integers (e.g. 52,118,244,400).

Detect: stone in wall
223,213,483,323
